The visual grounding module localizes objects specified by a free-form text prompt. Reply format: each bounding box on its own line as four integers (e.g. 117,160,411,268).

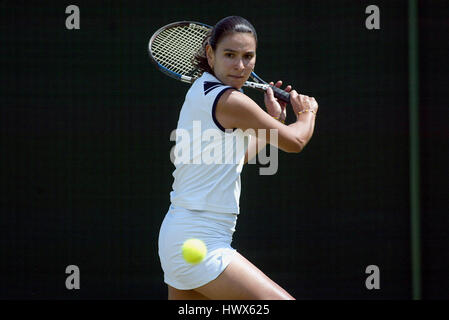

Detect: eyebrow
223,49,255,54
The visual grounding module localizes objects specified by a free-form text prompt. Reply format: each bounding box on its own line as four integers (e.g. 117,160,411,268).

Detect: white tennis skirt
158,204,238,290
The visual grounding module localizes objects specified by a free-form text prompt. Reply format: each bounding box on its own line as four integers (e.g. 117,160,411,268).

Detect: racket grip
270,85,291,104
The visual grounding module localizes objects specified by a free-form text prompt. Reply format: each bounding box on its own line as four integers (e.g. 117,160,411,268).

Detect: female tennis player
158,16,318,300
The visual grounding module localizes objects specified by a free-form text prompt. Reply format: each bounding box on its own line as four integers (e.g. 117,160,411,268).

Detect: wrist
296,109,317,120
271,115,285,124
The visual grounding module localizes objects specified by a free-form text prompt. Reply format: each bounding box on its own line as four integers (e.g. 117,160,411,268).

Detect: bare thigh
168,285,209,300
194,252,295,300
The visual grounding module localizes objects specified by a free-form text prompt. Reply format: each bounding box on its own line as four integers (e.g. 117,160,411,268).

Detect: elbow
280,132,309,153
292,142,304,153
286,139,305,153
292,136,309,153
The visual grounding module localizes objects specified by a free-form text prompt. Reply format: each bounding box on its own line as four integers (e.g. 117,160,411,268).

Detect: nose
234,58,245,71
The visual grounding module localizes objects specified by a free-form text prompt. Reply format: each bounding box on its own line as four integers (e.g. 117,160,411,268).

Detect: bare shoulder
215,89,264,130
218,89,256,109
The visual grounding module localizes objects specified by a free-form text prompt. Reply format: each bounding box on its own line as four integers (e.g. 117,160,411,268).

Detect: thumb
265,86,276,102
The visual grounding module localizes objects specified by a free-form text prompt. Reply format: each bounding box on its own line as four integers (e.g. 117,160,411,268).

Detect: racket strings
151,25,209,78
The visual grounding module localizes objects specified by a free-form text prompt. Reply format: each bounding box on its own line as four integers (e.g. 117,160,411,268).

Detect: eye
244,54,253,59
225,52,234,58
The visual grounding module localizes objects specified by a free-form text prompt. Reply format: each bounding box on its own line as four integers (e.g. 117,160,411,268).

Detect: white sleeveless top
169,72,250,214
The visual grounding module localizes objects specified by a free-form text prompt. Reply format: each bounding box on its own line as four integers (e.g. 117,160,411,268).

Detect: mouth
228,75,244,79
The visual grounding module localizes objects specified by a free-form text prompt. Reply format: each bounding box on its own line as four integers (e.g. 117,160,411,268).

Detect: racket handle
270,85,291,104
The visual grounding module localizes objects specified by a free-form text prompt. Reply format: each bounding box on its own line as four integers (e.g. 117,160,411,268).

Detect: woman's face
206,32,256,89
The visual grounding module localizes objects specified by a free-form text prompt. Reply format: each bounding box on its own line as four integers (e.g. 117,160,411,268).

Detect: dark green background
0,0,446,299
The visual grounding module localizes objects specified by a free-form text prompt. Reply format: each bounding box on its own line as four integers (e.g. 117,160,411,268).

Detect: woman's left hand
264,80,292,123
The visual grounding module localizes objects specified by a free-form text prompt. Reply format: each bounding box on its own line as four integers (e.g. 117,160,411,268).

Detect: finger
264,86,276,101
300,94,309,104
290,90,299,99
267,82,279,98
269,81,283,90
275,80,283,88
273,81,289,106
284,85,292,93
268,81,281,87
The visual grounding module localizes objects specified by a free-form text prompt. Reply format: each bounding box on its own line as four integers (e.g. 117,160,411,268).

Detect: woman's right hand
290,90,318,119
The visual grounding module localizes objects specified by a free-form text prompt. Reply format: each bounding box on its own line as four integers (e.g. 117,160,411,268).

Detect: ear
206,44,214,70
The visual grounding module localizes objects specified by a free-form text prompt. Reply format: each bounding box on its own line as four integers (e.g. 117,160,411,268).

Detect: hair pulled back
193,16,257,76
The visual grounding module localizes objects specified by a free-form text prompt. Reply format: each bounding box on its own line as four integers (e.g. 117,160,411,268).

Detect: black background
0,0,447,299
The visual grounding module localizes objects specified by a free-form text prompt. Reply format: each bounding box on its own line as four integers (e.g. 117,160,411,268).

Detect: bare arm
216,87,318,154
244,135,268,164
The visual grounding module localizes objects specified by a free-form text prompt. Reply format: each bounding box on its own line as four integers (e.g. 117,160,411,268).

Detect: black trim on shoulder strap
212,87,236,133
204,81,223,96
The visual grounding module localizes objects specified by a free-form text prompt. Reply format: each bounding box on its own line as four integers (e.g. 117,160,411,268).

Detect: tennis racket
148,21,291,103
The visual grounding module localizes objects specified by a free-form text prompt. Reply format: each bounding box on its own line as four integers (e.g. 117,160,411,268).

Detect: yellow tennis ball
182,238,207,265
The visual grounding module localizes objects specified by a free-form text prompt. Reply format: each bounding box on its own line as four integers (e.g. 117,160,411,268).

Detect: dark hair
193,16,257,76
